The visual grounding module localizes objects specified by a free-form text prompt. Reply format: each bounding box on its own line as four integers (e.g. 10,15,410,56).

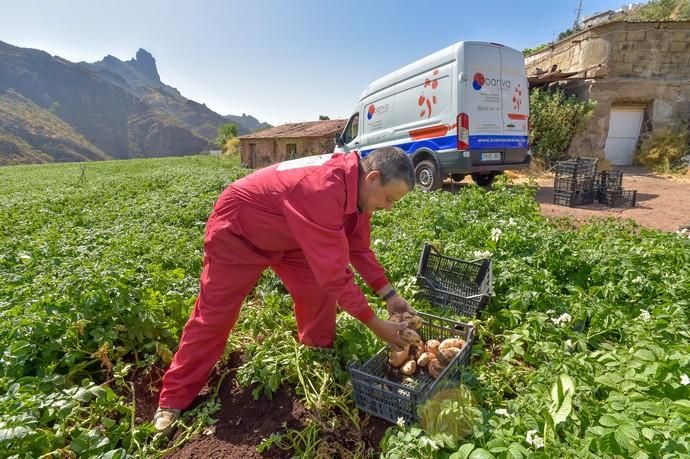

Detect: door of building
604,107,644,166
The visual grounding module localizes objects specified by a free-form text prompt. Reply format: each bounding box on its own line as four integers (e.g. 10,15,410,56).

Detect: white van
335,41,530,190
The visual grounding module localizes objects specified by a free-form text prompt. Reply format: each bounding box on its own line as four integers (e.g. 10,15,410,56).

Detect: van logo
472,73,486,90
418,69,440,119
473,72,511,90
367,104,389,120
512,84,523,110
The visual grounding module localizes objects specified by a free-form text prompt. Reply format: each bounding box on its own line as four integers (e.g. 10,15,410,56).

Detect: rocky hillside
0,41,269,165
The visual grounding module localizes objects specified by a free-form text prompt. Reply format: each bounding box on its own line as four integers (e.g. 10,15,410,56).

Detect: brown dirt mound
141,352,390,458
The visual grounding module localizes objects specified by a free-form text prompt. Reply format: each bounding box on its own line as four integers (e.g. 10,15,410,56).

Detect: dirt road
444,167,690,233
534,167,690,232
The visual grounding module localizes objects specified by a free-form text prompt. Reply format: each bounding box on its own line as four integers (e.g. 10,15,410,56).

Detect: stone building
526,20,690,165
238,119,346,168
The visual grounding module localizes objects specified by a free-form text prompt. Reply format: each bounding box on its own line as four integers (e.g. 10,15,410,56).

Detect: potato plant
0,158,688,458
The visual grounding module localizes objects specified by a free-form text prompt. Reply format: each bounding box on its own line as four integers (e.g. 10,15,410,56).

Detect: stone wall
240,136,336,168
525,21,690,159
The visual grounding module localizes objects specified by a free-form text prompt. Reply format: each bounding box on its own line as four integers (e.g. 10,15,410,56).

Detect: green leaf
597,432,623,455
599,415,620,427
633,349,655,362
469,448,496,459
615,424,640,447
452,443,476,459
508,442,529,459
641,427,655,441
672,399,690,416
549,374,575,425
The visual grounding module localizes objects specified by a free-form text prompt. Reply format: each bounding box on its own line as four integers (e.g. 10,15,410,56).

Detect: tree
318,115,330,120
215,122,238,148
528,88,596,167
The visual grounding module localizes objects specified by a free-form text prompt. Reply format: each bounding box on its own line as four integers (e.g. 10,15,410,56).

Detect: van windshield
342,113,359,144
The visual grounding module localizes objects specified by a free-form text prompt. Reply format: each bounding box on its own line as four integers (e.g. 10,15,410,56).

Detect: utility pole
573,0,583,31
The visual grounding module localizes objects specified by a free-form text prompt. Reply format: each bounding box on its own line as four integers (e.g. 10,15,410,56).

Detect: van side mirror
335,132,344,147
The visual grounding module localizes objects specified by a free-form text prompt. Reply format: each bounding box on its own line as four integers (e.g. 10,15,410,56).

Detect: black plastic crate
554,157,598,180
598,170,624,190
415,243,492,316
553,189,595,207
349,312,474,425
597,188,637,207
554,176,595,193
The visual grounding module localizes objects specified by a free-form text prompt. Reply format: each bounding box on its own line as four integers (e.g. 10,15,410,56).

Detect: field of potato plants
1,155,689,459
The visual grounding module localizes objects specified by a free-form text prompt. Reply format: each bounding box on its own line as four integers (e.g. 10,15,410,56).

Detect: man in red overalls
154,147,416,432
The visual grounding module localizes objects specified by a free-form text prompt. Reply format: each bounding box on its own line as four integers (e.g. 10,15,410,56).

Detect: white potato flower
637,309,651,322
526,430,544,448
490,228,503,242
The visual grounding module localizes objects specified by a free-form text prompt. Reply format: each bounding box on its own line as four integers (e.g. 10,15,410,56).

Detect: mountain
0,41,269,165
224,113,271,133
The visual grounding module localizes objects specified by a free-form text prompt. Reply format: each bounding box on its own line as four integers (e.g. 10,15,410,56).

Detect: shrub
223,136,241,157
528,88,596,167
635,125,689,173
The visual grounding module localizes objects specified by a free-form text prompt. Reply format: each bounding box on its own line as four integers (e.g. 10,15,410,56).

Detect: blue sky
1,0,634,126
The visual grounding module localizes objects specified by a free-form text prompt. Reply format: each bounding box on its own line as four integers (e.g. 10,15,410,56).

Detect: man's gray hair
361,147,415,190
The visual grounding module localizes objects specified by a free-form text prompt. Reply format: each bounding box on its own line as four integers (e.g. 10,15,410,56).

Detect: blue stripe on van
360,135,457,157
360,134,528,156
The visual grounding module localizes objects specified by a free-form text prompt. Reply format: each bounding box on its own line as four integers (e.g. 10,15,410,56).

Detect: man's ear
364,170,381,184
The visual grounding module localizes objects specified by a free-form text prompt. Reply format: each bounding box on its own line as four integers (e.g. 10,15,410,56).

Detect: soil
128,352,391,458
534,167,690,232
446,167,690,232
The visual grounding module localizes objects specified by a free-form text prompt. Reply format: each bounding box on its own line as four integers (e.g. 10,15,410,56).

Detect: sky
1,0,636,126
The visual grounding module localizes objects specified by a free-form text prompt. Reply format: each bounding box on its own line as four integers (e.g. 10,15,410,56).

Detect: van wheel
472,173,495,187
415,160,441,191
451,173,466,182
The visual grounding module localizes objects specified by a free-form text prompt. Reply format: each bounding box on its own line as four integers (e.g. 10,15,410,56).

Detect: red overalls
159,153,390,410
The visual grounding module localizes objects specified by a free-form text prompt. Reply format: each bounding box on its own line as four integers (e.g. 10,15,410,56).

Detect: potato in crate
416,243,492,316
348,311,474,425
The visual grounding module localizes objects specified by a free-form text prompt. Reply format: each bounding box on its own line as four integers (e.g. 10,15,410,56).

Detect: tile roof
239,119,347,139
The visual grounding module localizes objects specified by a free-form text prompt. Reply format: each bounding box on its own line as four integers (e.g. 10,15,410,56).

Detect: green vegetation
215,122,238,149
1,157,689,458
636,125,689,173
632,0,690,20
528,88,596,167
522,43,549,56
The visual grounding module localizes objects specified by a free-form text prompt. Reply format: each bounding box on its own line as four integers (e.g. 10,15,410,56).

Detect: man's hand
365,316,409,351
386,293,415,317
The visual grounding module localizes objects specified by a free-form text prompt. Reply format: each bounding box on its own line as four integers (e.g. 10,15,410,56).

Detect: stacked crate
349,244,491,425
553,158,598,207
596,169,637,207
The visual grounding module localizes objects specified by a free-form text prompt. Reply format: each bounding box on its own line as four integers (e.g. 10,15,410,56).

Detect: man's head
358,147,415,214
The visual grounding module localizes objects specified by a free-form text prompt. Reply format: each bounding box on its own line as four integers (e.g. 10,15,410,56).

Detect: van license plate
481,152,501,161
